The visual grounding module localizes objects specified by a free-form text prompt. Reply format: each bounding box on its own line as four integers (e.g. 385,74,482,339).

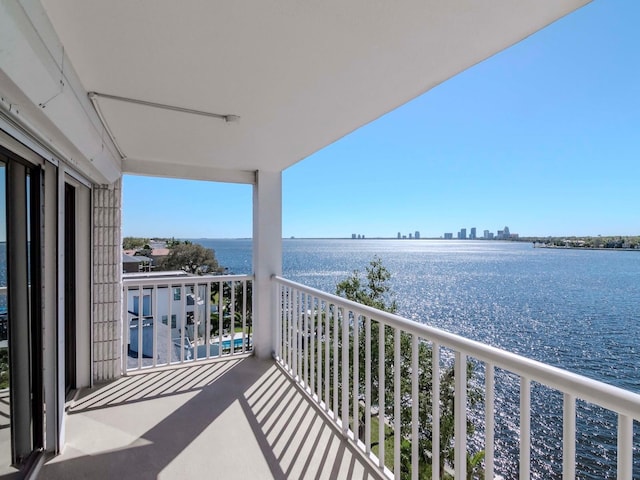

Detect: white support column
252,170,282,359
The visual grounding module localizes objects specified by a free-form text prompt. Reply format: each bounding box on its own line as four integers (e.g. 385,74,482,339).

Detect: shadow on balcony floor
41,357,383,480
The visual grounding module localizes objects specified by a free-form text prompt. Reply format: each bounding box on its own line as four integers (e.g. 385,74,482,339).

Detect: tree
160,243,224,275
123,236,149,250
337,256,397,313
336,257,482,479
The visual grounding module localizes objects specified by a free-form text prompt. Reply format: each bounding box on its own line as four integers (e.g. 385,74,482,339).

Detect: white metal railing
122,274,253,372
273,276,640,480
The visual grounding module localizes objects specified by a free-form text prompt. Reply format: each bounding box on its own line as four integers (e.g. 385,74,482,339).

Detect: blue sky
123,0,640,239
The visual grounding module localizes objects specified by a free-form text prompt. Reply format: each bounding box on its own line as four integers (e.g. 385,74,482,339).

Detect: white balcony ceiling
40,0,589,180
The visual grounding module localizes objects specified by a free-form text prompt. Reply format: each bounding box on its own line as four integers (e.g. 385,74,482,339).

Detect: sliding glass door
0,149,43,474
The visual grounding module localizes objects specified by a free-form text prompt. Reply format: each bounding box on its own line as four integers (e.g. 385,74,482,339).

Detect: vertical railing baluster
365,316,372,454
325,301,330,411
520,377,531,480
485,362,495,480
294,289,299,380
217,280,223,358
152,285,158,367
353,313,359,444
168,284,173,365
274,284,282,363
180,284,186,363
333,304,339,419
287,287,292,372
137,284,143,369
412,334,419,480
316,299,322,400
311,296,316,396
194,284,200,360
242,280,247,354
298,290,303,382
432,342,440,480
303,293,308,389
394,328,401,480
341,307,349,436
205,282,211,359
378,321,385,470
563,393,575,479
454,351,467,479
617,414,633,480
122,286,128,372
230,281,236,355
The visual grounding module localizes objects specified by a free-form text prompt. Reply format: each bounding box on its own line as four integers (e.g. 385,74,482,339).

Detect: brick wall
92,178,122,381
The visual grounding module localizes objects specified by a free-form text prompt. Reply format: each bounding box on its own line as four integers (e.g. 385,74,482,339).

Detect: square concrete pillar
252,170,282,359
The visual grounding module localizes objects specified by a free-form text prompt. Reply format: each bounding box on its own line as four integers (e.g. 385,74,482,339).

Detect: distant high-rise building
483,230,490,239
470,227,476,239
397,232,401,239
444,233,453,239
497,230,504,239
459,228,467,239
352,233,356,239
415,231,420,239
503,226,510,238
409,233,413,239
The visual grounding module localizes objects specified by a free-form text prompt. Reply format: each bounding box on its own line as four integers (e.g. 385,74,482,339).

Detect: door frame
1,145,44,468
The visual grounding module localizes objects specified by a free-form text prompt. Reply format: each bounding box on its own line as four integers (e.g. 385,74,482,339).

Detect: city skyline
123,1,640,239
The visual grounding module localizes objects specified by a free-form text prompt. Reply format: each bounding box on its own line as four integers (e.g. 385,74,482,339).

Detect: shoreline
534,244,640,252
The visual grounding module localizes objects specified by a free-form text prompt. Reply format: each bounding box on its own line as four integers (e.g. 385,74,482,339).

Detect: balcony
42,275,640,479
42,356,382,480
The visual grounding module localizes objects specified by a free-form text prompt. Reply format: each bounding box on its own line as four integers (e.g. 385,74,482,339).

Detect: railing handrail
123,273,253,288
273,275,640,420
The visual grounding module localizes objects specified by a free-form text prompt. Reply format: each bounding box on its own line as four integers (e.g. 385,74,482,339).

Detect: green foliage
210,281,252,344
527,235,640,249
337,256,397,312
160,243,224,275
123,236,149,250
335,257,483,479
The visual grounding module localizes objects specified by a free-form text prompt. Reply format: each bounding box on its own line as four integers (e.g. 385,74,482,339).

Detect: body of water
200,238,640,479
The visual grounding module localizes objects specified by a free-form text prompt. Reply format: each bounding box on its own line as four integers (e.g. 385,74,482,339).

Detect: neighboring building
397,232,401,239
352,233,357,239
415,231,420,239
444,233,453,239
483,230,491,239
122,253,153,273
124,271,204,359
408,233,413,239
470,227,476,239
458,228,467,239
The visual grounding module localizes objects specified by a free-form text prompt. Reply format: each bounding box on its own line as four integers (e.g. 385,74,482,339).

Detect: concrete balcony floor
42,356,383,480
